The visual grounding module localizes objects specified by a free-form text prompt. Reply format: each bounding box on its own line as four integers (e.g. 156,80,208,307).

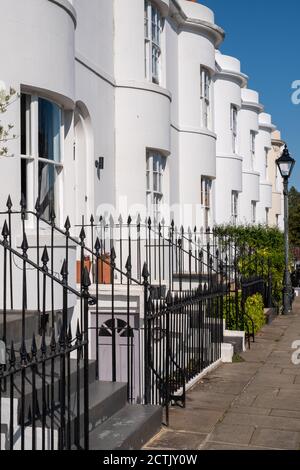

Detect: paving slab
167,408,224,434
250,428,300,450
202,441,275,450
207,423,255,445
144,297,300,451
221,411,300,432
229,406,271,416
270,409,300,419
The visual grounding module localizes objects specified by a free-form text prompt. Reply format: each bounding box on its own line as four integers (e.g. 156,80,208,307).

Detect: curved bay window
144,1,162,85
21,94,63,221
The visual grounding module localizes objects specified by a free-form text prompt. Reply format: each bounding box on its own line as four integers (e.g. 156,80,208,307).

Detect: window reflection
38,98,61,162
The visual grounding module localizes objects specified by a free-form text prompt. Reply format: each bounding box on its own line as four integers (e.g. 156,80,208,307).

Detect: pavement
144,296,300,450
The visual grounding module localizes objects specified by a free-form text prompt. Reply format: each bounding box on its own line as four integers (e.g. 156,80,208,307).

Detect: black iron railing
0,203,91,449
0,195,279,446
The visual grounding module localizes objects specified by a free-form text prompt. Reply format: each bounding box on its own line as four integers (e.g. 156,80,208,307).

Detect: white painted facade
0,0,283,236
214,52,247,225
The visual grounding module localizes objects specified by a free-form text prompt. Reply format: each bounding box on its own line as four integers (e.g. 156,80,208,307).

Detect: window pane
21,94,31,155
144,1,149,37
38,161,56,220
153,172,158,192
38,98,61,162
21,159,27,208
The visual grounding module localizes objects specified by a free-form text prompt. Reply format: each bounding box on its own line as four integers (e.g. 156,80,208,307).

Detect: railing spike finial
6,194,13,211
90,214,95,225
60,259,68,278
41,245,49,266
79,226,86,242
2,220,9,240
118,214,123,225
21,233,29,254
94,237,101,253
148,217,152,228
64,216,71,233
136,213,141,226
127,215,132,226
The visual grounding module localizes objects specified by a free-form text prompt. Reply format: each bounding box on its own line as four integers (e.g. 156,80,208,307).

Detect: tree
289,186,300,247
0,85,17,156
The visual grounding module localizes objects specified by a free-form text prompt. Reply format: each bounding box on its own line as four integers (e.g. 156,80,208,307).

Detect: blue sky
199,0,300,189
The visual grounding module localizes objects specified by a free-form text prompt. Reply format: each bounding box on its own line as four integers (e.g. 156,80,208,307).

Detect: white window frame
251,201,256,224
250,131,256,170
144,1,162,85
146,151,165,222
201,176,212,230
231,105,238,154
231,191,239,225
200,67,211,129
20,93,64,224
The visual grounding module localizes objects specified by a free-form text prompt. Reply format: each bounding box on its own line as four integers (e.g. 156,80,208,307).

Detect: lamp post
276,144,295,315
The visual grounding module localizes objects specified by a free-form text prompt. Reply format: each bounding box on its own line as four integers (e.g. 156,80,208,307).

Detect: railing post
165,291,172,427
142,263,150,404
110,247,117,382
82,267,91,451
6,196,13,310
95,237,101,380
2,221,9,345
126,255,132,402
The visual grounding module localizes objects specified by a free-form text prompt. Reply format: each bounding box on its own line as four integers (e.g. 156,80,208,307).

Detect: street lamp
276,144,296,315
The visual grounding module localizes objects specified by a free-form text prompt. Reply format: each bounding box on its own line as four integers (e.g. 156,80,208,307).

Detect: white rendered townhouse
238,88,264,225
214,51,248,226
166,0,224,229
269,130,285,229
256,113,276,225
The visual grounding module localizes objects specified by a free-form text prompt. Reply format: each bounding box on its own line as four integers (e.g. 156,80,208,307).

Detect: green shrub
245,293,265,334
215,224,285,308
223,292,265,334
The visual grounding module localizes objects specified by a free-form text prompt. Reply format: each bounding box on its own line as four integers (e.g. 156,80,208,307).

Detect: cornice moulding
170,0,225,47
